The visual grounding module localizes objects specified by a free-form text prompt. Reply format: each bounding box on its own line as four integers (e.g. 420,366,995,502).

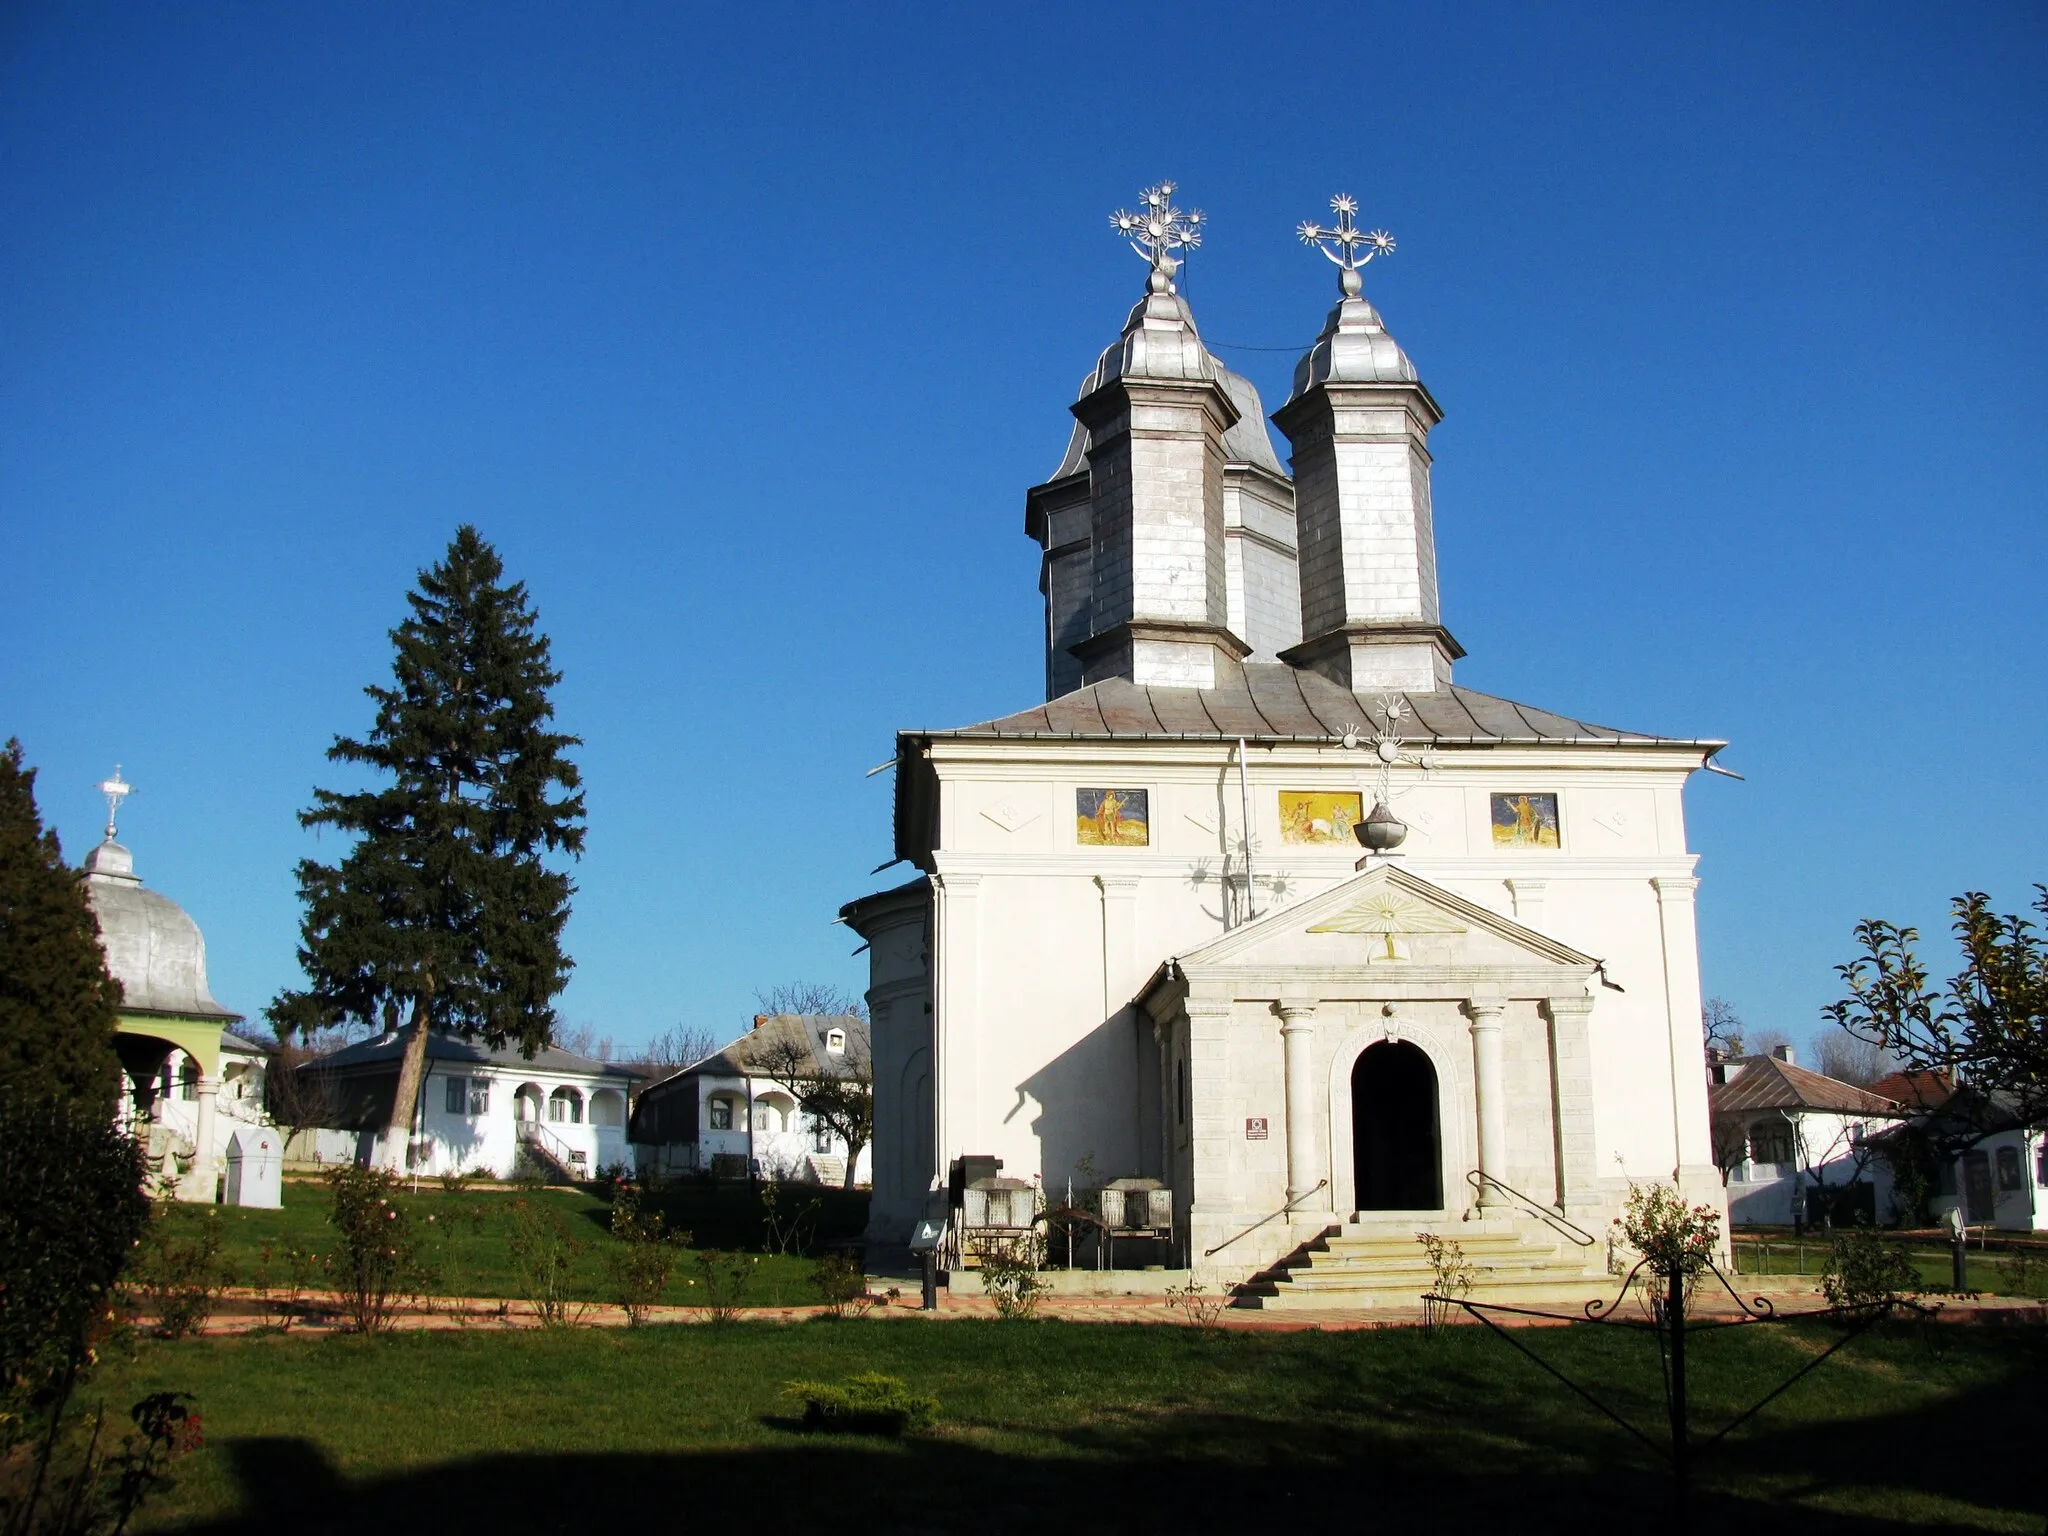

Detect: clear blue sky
4,4,2042,1056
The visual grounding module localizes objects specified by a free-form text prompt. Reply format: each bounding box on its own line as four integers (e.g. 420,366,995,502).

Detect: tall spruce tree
270,527,584,1168
0,740,123,1114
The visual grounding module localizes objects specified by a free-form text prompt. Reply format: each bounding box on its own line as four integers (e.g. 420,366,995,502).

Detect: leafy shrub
1163,1280,1225,1329
972,1238,1046,1320
130,1212,229,1339
2,1389,205,1536
690,1250,753,1324
759,1181,821,1256
1823,1219,1919,1307
1614,1182,1720,1282
506,1197,589,1327
325,1165,424,1333
809,1252,869,1319
605,1184,686,1326
0,1098,150,1443
782,1372,936,1435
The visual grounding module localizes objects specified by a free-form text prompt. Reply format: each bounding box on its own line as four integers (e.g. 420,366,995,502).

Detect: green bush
781,1372,936,1435
506,1197,589,1327
605,1184,685,1326
1823,1219,1919,1307
971,1239,1046,1320
809,1252,868,1318
325,1165,425,1333
130,1211,229,1339
0,1098,149,1440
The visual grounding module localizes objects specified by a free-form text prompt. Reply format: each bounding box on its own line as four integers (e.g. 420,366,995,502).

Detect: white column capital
1275,1000,1319,1030
1094,873,1141,896
1544,993,1596,1020
1183,997,1236,1022
1465,993,1507,1026
932,872,982,896
1651,875,1699,903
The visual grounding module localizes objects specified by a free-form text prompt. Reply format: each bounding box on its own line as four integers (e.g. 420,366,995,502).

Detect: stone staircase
806,1153,847,1187
1233,1215,1606,1310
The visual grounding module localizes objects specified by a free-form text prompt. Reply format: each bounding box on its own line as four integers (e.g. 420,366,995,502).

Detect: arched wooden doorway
1351,1041,1442,1211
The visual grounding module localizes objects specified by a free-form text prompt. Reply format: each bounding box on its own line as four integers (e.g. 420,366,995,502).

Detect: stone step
1234,1212,1608,1312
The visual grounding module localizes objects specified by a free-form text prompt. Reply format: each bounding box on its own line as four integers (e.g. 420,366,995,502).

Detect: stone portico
1138,863,1607,1282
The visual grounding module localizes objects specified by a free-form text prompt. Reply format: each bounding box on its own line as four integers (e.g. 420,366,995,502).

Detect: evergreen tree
0,740,123,1114
270,527,584,1168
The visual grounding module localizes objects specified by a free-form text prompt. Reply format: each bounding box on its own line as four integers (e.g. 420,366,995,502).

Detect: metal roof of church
925,666,1723,749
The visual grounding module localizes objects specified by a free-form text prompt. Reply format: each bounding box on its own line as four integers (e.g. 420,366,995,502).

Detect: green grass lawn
158,1180,870,1310
90,1317,2041,1533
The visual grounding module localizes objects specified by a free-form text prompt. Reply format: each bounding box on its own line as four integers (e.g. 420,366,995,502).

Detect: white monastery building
843,187,1731,1297
629,1014,873,1187
299,1031,637,1181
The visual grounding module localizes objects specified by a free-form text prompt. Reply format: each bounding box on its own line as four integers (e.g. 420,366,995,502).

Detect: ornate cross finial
1111,181,1204,294
1298,193,1395,296
97,765,131,842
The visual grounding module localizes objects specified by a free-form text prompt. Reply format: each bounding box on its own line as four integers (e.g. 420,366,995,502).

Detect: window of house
1748,1123,1794,1166
708,1097,732,1131
1996,1145,2023,1193
445,1077,468,1115
825,1029,846,1055
2037,1142,2047,1189
176,1059,198,1102
548,1087,582,1124
468,1079,490,1116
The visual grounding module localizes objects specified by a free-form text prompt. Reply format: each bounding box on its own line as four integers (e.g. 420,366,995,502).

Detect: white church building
844,187,1729,1298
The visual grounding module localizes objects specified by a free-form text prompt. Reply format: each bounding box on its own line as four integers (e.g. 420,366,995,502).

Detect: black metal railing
1204,1179,1329,1259
1466,1169,1599,1248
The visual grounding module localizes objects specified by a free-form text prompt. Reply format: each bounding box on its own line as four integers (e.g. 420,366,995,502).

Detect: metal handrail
516,1119,586,1174
1204,1179,1329,1258
1466,1169,1598,1248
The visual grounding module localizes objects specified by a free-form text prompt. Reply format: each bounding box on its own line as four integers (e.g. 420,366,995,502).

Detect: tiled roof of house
1709,1055,1903,1116
1865,1070,1958,1113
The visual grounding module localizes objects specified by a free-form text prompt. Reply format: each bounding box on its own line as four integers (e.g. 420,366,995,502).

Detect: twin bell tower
1026,185,1462,701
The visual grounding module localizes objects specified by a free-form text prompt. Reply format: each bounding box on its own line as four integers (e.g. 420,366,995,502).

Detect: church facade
844,189,1727,1289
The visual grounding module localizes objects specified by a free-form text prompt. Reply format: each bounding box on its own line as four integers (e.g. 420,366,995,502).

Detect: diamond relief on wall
981,797,1039,834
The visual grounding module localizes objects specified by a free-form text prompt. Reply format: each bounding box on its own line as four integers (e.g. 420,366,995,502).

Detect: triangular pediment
1170,863,1598,977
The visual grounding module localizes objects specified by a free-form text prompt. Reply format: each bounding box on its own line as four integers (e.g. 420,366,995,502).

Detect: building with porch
843,188,1729,1299
629,1014,872,1186
1708,1048,1904,1226
296,1030,638,1180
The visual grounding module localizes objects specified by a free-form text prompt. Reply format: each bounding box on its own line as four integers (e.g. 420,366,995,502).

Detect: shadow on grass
195,1357,2034,1536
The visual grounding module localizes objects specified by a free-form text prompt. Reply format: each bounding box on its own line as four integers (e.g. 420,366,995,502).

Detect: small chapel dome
1289,292,1419,399
82,838,237,1021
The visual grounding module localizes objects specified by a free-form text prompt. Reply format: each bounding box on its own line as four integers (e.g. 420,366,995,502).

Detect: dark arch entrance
1351,1041,1442,1211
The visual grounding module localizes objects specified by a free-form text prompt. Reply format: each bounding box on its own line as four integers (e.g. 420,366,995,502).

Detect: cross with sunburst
1297,193,1395,272
1110,182,1204,285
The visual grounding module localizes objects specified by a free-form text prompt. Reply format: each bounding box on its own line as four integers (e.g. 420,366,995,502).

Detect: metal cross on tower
1297,193,1395,296
98,765,131,842
1110,182,1204,291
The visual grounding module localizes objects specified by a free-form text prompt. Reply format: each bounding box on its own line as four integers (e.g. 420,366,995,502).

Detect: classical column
1467,997,1507,1206
188,1073,219,1203
1277,1001,1322,1204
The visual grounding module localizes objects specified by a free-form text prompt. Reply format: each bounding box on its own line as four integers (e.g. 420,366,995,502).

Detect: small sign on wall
1245,1117,1269,1141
